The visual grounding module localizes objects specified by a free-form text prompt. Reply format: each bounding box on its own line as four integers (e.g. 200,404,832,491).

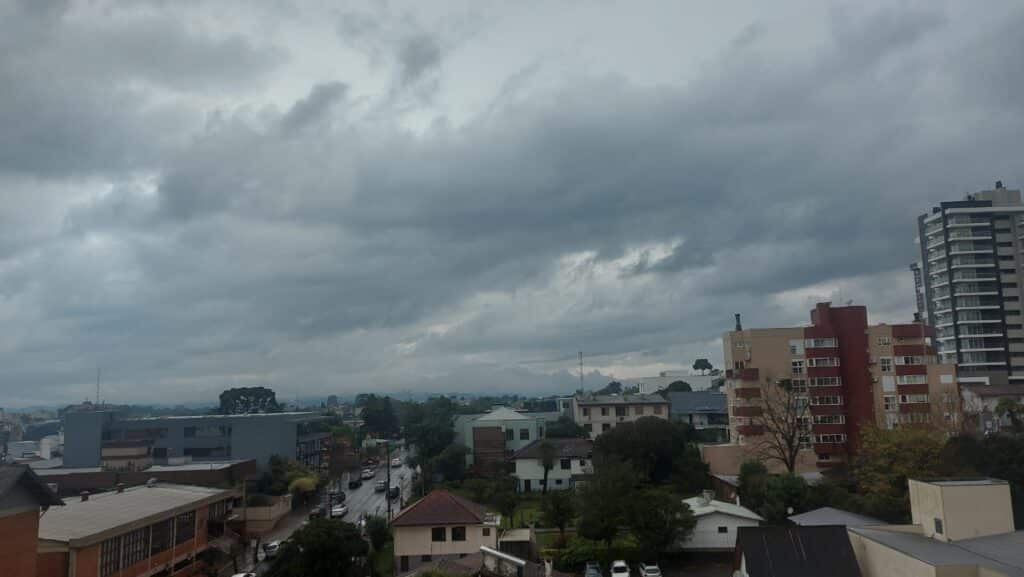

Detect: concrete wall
393,524,497,573
909,480,1015,542
848,530,939,577
683,512,758,552
572,401,669,439
700,443,819,476
63,411,112,468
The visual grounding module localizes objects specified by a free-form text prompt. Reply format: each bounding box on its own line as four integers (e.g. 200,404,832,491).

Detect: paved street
331,449,415,523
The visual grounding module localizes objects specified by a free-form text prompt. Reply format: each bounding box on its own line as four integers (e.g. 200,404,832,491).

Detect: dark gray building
63,410,328,471
666,391,728,441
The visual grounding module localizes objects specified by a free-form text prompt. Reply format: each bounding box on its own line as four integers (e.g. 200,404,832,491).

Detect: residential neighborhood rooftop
736,525,862,577
391,490,491,527
683,494,762,522
574,393,669,405
920,477,1008,486
38,483,235,546
512,438,592,460
849,526,1024,577
0,464,64,507
787,506,883,527
666,391,727,413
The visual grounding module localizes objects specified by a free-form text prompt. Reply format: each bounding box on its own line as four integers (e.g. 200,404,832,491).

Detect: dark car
387,486,400,500
348,478,363,490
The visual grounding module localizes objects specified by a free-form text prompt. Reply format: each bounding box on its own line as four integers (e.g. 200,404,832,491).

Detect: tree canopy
218,386,280,414
357,394,400,437
540,490,576,543
546,415,588,438
597,381,623,395
627,487,696,556
577,457,638,545
264,518,367,577
692,359,713,375
593,417,708,492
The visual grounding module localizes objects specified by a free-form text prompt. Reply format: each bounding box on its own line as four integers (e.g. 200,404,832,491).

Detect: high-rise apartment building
914,183,1024,387
712,303,957,474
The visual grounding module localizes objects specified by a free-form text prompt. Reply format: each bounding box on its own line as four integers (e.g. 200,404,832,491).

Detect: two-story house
568,394,670,439
392,490,500,575
511,438,593,492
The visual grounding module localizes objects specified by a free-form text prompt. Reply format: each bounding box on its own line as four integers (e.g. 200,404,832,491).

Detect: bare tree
748,377,810,473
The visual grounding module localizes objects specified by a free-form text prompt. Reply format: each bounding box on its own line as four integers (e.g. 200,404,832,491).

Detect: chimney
734,313,743,331
701,489,715,506
80,491,89,502
116,483,125,493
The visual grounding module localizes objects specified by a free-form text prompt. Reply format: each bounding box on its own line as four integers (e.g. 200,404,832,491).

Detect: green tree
663,380,692,394
219,386,280,414
737,460,768,513
995,398,1023,433
577,457,637,545
358,394,400,437
539,440,557,494
758,474,808,524
943,434,1024,526
597,381,623,395
540,490,576,544
264,518,368,577
431,444,469,482
365,515,391,551
692,359,713,375
546,415,588,438
594,417,708,491
626,488,696,557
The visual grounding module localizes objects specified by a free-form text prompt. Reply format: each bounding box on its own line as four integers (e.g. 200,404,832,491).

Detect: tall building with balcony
709,303,958,474
914,183,1024,387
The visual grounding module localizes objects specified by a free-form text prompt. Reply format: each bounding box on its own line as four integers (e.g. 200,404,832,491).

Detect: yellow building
392,490,500,575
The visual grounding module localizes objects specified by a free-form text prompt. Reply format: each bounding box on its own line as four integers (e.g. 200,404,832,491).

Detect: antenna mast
578,351,584,390
96,367,101,405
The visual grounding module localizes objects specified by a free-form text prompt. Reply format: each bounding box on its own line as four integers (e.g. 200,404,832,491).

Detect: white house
511,438,593,493
679,490,762,551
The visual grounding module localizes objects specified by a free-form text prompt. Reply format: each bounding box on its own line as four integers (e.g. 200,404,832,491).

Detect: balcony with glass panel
955,296,1003,309
948,241,994,256
956,310,1004,323
950,256,996,268
959,337,1007,352
957,325,1004,337
951,270,998,282
947,228,993,241
960,351,1007,366
947,216,991,227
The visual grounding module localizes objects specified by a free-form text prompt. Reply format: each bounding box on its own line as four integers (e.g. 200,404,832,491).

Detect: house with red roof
392,490,500,575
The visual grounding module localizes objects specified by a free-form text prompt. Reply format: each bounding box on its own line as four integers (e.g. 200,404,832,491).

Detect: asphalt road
331,450,415,522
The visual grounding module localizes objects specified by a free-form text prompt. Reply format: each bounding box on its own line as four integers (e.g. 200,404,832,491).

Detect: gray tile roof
850,527,1024,576
667,391,727,414
574,394,668,406
511,438,592,460
0,464,64,507
788,507,883,527
38,483,235,547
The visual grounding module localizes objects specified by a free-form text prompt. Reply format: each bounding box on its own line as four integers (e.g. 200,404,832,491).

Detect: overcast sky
1,0,1023,407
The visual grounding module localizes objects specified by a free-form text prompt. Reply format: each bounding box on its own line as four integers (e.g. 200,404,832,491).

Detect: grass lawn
536,529,576,549
372,541,394,577
504,494,544,528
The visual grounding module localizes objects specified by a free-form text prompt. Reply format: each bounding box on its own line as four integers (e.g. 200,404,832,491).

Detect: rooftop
918,477,1008,486
667,391,727,413
476,407,530,422
124,411,319,422
38,483,235,547
0,464,64,507
683,496,762,522
391,490,491,527
850,527,1024,577
736,525,862,577
511,438,593,460
788,507,883,527
574,393,669,406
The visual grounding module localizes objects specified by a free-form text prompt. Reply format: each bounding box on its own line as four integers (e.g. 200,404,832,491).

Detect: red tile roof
391,490,489,527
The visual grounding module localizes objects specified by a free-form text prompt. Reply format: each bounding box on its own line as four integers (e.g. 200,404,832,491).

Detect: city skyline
1,1,1023,406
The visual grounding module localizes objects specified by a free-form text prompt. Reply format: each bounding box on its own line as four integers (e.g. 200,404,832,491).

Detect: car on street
391,457,402,468
331,504,349,518
263,541,281,559
361,468,376,480
636,564,661,577
387,486,400,500
585,561,602,577
375,479,387,492
309,505,325,519
348,478,363,490
611,560,629,577
231,573,256,577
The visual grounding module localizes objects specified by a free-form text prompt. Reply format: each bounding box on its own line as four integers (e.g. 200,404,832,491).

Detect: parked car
232,573,256,577
335,491,346,503
585,561,602,577
387,486,401,500
391,457,402,468
309,505,325,519
331,504,349,518
636,564,660,577
361,468,376,480
375,479,387,492
611,560,629,577
348,478,363,490
263,541,281,559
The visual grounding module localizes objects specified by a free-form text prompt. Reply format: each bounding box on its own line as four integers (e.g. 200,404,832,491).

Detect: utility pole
385,441,392,521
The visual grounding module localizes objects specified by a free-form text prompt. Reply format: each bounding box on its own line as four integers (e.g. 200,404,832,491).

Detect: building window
150,518,172,555
582,408,590,417
896,356,924,366
897,374,928,385
653,405,663,415
880,357,892,372
934,518,944,535
175,510,196,544
422,555,433,562
806,357,841,367
815,434,847,444
602,423,611,432
810,396,843,406
601,407,609,416
878,336,892,345
717,526,729,534
505,429,514,441
432,527,447,542
100,536,122,577
900,394,929,404
520,429,529,440
555,479,563,485
789,339,805,355
615,406,626,417
483,528,491,537
122,527,148,568
452,526,466,542
884,396,897,411
400,557,409,572
560,459,571,470
791,360,804,375
579,460,587,466
813,414,846,425
809,377,842,387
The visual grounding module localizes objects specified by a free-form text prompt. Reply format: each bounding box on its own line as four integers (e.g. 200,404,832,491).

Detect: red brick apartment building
0,465,64,577
36,483,237,577
706,303,960,474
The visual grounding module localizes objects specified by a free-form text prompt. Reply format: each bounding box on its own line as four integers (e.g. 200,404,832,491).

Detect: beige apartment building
848,478,1021,577
567,394,670,439
710,303,959,474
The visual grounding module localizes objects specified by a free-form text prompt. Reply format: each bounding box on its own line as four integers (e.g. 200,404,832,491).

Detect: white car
331,504,349,518
391,457,403,468
637,563,661,577
611,560,630,577
361,468,376,480
263,541,281,559
231,574,256,577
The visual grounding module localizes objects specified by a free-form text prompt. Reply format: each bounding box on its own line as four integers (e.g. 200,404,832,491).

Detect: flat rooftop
917,478,1008,486
124,411,319,422
35,460,251,476
39,483,236,547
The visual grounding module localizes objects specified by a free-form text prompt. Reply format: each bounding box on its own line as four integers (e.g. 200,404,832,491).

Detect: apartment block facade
722,303,958,471
567,394,670,439
914,184,1024,386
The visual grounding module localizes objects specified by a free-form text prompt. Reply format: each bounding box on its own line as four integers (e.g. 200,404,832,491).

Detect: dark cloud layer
0,1,1022,406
